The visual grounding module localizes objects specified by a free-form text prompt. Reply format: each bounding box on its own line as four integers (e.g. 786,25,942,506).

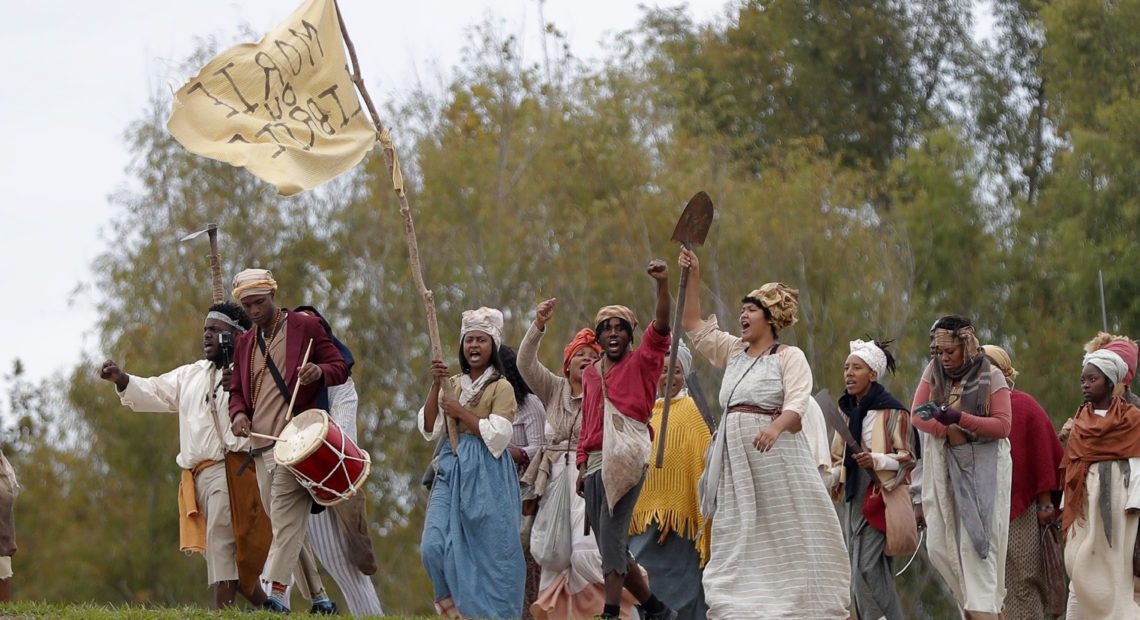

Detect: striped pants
308,509,384,616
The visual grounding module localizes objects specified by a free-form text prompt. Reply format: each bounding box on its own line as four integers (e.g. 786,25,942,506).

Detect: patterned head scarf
745,282,799,332
848,339,886,379
460,307,504,348
981,345,1019,385
231,268,277,301
1084,349,1128,386
562,328,602,377
594,305,638,333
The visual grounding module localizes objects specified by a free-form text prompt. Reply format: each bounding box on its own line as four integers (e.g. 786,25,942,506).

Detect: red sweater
576,326,670,467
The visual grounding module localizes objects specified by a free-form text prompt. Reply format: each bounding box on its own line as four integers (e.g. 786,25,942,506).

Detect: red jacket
229,309,349,421
576,325,670,466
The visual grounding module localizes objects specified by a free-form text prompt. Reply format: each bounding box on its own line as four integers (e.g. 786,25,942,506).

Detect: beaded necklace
250,309,284,408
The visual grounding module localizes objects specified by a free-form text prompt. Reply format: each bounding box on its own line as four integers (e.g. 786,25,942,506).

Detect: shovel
655,191,714,468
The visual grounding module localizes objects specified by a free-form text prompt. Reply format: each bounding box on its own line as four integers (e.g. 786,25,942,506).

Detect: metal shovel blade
656,191,715,468
670,191,714,247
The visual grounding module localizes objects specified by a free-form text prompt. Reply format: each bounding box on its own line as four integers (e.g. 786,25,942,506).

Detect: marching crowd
414,246,1140,620
0,248,1113,619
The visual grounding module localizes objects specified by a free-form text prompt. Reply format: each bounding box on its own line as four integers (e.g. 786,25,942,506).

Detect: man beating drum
294,305,383,617
99,302,270,610
228,268,349,614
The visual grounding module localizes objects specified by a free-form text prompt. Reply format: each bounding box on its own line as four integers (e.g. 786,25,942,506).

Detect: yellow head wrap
746,283,799,332
594,305,638,332
982,345,1019,384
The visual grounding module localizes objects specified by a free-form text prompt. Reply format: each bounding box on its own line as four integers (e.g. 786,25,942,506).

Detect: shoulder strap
768,343,781,355
257,330,293,406
725,354,764,409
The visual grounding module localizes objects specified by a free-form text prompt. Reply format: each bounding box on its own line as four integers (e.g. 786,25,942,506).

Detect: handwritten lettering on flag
167,0,374,195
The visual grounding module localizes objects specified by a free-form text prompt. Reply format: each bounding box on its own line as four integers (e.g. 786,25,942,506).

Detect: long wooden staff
333,1,455,449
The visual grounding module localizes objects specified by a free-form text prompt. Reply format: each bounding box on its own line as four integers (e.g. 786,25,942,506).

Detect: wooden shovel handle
655,258,691,468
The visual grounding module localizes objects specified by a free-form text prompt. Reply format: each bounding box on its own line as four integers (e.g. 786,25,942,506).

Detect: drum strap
257,331,294,413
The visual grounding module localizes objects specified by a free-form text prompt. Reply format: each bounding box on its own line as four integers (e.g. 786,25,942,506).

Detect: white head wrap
848,339,887,379
1084,349,1128,386
460,307,504,348
205,311,247,333
673,340,693,376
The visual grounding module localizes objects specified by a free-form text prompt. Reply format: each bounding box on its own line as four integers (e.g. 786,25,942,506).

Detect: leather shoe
635,605,678,620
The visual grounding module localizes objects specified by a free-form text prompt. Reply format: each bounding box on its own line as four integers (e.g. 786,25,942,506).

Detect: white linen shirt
117,359,249,469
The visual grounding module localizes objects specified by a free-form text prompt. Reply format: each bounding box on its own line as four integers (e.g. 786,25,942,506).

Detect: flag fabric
167,0,375,195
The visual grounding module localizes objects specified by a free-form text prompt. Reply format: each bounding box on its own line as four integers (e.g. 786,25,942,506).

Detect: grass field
0,601,438,618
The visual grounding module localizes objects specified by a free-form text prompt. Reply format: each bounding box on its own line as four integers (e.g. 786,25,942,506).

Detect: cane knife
181,223,224,304
815,388,863,454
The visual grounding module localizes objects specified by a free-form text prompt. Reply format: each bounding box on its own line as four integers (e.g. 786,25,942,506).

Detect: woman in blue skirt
419,307,526,618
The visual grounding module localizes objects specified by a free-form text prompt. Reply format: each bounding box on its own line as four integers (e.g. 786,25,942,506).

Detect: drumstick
249,431,285,442
286,338,315,421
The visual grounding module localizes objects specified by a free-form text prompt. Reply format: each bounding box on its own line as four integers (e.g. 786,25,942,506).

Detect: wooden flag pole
334,1,454,448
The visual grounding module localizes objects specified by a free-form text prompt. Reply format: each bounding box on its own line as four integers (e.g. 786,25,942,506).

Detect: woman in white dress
910,315,1012,619
678,248,849,619
1061,343,1140,619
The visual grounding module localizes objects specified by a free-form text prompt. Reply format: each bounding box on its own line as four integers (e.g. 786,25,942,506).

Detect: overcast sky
0,0,728,390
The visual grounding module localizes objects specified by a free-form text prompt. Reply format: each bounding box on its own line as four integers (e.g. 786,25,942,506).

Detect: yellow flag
167,0,374,196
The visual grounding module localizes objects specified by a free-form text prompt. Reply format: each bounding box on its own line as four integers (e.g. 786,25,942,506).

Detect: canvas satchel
698,353,765,519
599,365,651,514
880,482,919,557
697,424,727,519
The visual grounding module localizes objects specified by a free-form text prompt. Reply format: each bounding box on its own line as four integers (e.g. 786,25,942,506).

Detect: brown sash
208,367,272,596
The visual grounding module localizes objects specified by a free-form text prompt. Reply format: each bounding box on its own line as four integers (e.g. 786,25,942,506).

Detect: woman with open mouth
418,307,526,619
826,338,915,620
678,247,849,619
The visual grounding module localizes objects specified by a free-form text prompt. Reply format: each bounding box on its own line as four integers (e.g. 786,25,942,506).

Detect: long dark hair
498,345,534,405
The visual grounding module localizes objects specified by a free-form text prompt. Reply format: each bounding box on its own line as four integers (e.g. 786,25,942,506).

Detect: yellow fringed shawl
629,394,713,565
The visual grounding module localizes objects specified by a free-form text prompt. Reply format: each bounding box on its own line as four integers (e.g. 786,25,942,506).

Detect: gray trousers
583,468,645,575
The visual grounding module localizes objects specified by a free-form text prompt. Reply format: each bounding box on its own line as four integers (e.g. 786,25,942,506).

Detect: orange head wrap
563,328,602,377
